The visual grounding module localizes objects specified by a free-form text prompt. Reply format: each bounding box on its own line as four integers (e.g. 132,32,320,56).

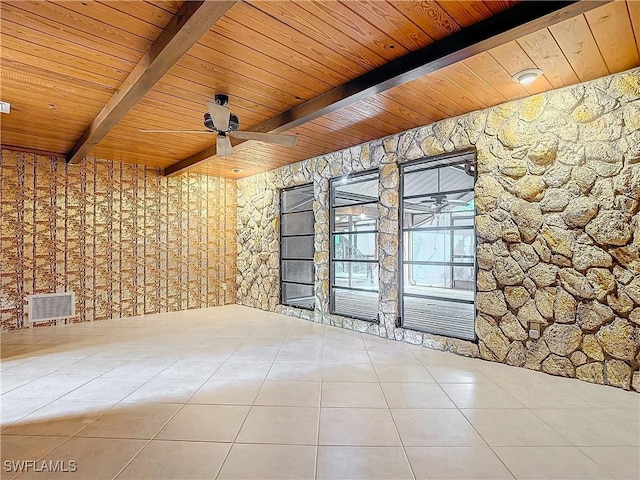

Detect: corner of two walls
236,68,640,391
0,152,237,330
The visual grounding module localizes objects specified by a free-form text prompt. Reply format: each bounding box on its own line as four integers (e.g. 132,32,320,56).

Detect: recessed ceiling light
512,68,543,85
232,168,243,174
0,101,10,114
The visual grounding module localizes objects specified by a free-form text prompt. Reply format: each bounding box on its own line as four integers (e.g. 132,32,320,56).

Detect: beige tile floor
1,305,638,480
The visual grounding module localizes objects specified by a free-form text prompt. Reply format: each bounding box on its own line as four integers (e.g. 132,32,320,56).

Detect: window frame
279,183,315,311
329,169,380,323
398,149,478,341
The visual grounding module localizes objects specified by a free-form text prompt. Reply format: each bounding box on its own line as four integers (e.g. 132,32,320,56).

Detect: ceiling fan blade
217,135,233,156
229,130,297,146
447,199,469,205
207,101,230,131
140,129,213,133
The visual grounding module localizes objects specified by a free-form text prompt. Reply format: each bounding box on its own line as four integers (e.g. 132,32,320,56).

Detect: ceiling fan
139,94,297,156
420,194,469,209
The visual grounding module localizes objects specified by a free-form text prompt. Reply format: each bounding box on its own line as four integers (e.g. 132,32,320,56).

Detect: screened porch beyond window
280,184,315,310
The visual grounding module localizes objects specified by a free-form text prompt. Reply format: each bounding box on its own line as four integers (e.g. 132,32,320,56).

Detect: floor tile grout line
0,371,50,395
456,403,571,480
366,334,417,480
525,406,582,445
0,396,63,430
3,307,638,480
17,369,111,405
107,396,199,479
7,433,77,476
575,445,627,477
429,378,521,480
81,336,234,479
314,325,329,480
107,437,154,480
406,345,515,479
111,323,257,480
483,444,519,479
214,322,291,480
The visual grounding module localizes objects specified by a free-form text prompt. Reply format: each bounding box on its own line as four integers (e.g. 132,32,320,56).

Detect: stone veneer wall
236,69,640,391
1,151,237,330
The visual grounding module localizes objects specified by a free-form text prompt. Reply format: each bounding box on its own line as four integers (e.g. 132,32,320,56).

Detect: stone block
585,210,633,246
605,359,632,389
505,286,530,310
541,226,574,258
500,312,528,341
559,268,596,299
477,291,508,317
586,268,616,301
524,338,550,371
542,354,575,377
572,245,613,272
562,197,599,228
494,256,525,286
553,287,576,323
535,288,555,319
540,188,570,213
510,200,543,242
542,323,582,356
582,334,604,361
576,362,604,385
476,315,509,361
596,318,637,361
518,299,545,327
528,263,558,288
570,350,587,367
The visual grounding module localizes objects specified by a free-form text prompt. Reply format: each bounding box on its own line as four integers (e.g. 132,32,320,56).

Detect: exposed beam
66,0,237,164
1,144,64,158
165,0,609,177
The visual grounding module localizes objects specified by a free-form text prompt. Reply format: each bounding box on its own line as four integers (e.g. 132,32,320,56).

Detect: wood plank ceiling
1,1,638,179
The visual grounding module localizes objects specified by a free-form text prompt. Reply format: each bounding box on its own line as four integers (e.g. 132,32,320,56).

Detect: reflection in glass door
400,151,476,341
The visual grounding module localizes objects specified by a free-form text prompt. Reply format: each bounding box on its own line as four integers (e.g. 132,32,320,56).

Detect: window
280,184,315,310
330,170,379,321
400,151,476,341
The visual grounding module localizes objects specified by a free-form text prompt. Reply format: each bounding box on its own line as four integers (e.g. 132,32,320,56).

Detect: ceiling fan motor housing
214,93,229,106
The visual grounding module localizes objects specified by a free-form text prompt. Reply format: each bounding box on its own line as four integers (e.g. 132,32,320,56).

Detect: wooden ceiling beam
164,0,610,177
66,0,237,164
1,144,65,158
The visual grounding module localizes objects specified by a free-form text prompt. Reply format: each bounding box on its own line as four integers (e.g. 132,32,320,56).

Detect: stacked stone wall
237,68,640,390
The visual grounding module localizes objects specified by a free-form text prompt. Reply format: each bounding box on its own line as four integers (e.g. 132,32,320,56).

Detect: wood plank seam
164,0,611,177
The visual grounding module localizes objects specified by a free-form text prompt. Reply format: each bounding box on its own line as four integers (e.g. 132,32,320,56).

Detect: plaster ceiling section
0,0,184,156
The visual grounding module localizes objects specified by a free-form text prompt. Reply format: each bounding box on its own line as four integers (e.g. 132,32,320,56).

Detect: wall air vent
28,292,76,323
